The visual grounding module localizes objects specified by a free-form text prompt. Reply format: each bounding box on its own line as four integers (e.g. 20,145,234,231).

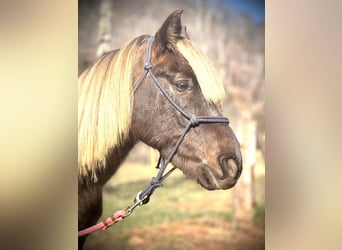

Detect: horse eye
175,81,190,92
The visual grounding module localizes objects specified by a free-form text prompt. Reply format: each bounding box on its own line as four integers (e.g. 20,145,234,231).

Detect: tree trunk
233,110,257,225
96,0,113,58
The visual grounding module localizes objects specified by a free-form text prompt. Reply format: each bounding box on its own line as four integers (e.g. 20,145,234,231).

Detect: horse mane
78,35,225,181
78,37,145,181
176,39,226,103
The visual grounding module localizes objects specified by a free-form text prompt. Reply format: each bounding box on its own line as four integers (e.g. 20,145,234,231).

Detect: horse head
131,10,242,190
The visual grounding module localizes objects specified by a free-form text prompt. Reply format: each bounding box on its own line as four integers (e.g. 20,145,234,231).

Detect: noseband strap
131,36,229,205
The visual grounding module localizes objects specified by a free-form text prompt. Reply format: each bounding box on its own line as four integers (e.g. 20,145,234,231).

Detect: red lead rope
78,188,151,238
78,210,127,237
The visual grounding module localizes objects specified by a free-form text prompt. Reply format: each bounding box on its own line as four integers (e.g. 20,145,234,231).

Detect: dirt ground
86,218,264,250
127,220,264,250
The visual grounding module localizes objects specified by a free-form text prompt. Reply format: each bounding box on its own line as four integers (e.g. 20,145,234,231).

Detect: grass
254,174,265,228
84,154,265,250
102,166,233,227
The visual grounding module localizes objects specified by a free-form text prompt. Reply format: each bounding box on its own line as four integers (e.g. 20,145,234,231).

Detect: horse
78,10,242,249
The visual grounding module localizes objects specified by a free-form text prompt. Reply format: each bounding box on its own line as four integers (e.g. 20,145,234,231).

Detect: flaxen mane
78,37,145,180
176,39,226,103
78,36,226,181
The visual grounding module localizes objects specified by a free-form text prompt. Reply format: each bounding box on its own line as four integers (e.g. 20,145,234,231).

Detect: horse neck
97,136,137,186
78,136,137,187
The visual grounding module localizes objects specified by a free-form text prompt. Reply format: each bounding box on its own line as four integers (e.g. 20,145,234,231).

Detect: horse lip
197,163,240,190
197,166,218,190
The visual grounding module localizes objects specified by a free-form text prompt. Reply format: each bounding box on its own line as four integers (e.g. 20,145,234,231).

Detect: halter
78,36,229,237
132,36,229,206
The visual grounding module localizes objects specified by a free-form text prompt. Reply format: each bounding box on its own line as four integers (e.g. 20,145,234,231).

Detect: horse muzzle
197,154,242,190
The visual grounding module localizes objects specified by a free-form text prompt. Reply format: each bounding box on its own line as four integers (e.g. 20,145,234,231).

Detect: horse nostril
226,158,238,178
218,155,241,179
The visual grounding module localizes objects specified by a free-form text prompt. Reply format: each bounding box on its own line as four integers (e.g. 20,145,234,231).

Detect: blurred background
3,1,342,249
79,0,264,249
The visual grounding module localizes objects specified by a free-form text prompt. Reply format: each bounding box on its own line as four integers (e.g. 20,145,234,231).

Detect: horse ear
154,10,185,53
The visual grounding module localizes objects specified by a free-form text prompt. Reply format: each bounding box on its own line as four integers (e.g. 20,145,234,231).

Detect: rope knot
150,177,163,188
190,115,199,127
144,62,152,70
